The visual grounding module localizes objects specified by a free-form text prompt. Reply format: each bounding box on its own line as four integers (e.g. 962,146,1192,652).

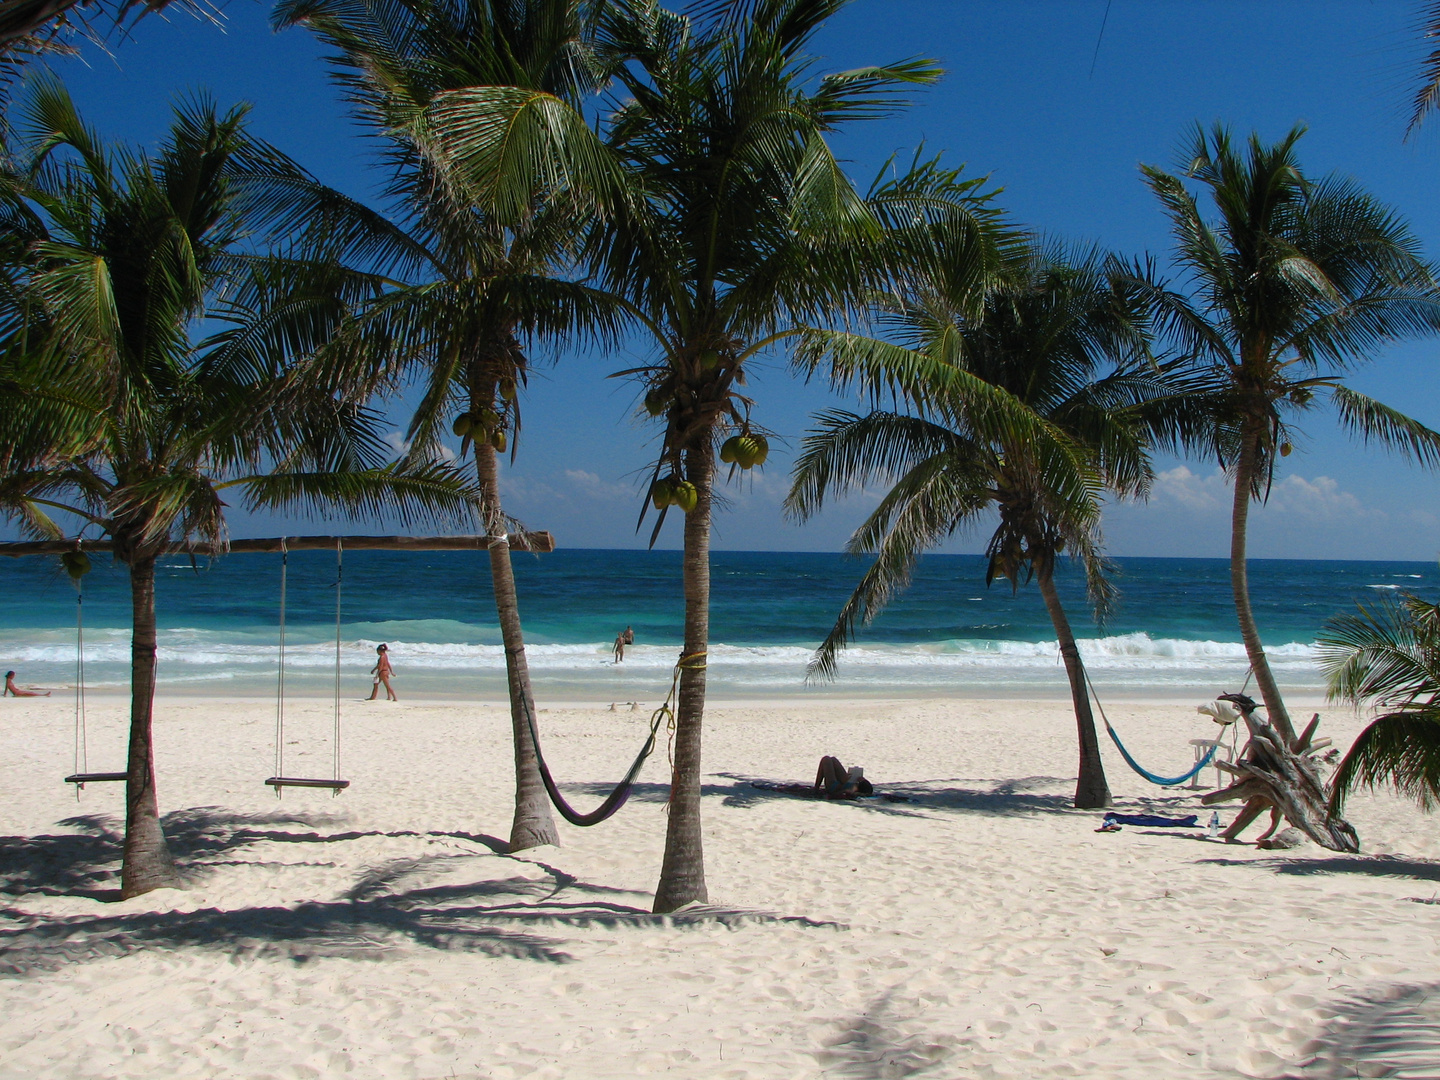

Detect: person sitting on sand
814,755,873,799
4,671,49,697
368,644,397,701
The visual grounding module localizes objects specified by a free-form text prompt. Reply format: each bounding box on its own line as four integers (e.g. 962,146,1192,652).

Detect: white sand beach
2,691,1438,1079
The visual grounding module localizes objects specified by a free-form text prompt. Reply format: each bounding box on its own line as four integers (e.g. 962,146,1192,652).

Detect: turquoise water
3,550,1435,699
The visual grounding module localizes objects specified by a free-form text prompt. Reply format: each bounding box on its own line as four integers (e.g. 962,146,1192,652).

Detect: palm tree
1139,124,1440,753
1318,592,1440,813
416,0,971,910
788,246,1166,809
274,0,626,852
582,0,990,912
0,78,479,898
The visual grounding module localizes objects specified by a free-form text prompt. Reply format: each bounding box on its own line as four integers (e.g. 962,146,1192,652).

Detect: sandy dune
1,691,1438,1079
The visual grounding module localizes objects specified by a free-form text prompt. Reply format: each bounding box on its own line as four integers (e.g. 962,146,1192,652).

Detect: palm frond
784,408,979,521
1410,4,1440,138
1331,708,1440,812
808,456,980,681
237,460,482,531
1331,385,1440,468
419,84,625,225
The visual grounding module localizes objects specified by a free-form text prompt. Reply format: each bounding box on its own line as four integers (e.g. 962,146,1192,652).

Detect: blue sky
28,0,1440,559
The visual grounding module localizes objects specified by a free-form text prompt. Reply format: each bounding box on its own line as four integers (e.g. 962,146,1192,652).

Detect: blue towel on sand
1102,812,1199,828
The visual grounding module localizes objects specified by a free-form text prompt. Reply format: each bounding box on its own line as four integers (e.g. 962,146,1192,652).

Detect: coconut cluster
719,432,768,469
60,549,91,581
452,378,517,452
650,475,699,513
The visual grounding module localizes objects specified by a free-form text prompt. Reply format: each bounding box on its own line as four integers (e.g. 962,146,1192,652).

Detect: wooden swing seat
265,776,350,790
63,772,127,784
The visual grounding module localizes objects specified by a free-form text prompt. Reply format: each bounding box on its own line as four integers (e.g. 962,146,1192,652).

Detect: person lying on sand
749,761,905,802
4,671,49,697
815,755,873,799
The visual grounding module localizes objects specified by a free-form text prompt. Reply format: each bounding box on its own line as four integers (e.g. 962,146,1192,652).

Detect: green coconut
719,435,740,464
491,429,507,453
1280,442,1293,457
699,349,720,370
644,389,669,417
651,477,675,510
499,378,517,402
672,480,699,513
452,412,474,437
61,550,92,581
479,408,501,430
732,434,769,469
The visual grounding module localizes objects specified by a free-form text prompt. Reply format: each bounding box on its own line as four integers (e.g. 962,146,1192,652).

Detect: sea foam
0,628,1319,694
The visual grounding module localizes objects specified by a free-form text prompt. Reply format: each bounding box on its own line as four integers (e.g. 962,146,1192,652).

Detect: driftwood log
0,532,556,556
1200,693,1358,852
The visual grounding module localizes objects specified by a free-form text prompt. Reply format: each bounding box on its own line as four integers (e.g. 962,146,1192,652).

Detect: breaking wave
0,627,1319,695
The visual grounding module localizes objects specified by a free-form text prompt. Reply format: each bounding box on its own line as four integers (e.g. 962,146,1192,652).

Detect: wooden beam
0,531,555,556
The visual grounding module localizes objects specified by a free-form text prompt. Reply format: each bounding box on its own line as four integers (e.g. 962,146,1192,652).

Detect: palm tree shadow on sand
1196,854,1440,884
0,809,844,977
1280,983,1440,1079
706,774,1083,818
0,808,512,900
816,992,954,1078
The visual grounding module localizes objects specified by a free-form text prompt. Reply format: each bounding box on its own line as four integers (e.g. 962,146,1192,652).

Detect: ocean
3,549,1435,701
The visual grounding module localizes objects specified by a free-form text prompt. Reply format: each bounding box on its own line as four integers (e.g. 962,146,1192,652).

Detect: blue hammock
1082,668,1218,787
1103,720,1216,787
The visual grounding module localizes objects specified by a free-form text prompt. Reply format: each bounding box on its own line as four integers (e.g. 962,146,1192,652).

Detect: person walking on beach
368,644,397,701
4,671,50,697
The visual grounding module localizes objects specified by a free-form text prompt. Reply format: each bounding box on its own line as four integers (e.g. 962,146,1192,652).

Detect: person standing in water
368,644,397,701
612,626,634,664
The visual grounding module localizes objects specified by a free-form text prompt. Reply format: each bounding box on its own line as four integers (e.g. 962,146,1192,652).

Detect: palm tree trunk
1037,567,1110,808
120,554,181,898
1230,418,1296,747
474,437,559,853
653,447,711,914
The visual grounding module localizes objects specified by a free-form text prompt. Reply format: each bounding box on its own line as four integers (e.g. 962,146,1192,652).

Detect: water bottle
1207,812,1220,839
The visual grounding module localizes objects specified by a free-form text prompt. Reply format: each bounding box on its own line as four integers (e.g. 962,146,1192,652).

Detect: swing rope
1083,668,1216,787
73,578,87,785
332,538,343,785
63,542,125,789
274,539,287,780
519,650,706,827
268,538,348,794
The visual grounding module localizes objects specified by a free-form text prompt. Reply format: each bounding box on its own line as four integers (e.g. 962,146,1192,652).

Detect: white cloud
1265,474,1368,520
380,429,455,463
1150,465,1227,511
498,475,565,505
562,469,633,501
1148,465,1373,523
717,468,792,506
500,469,636,510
